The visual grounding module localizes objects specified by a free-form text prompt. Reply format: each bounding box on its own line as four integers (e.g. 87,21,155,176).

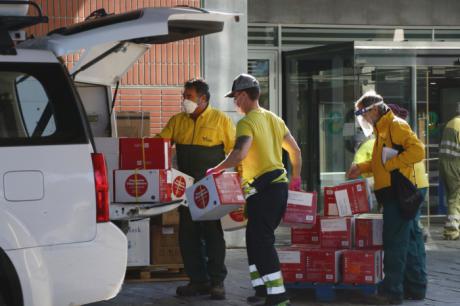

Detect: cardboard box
278,247,307,283
171,169,194,202
114,169,172,203
119,138,171,170
152,208,180,226
282,191,317,226
334,180,370,216
127,219,150,267
116,111,150,138
324,180,370,217
186,172,245,221
94,137,118,202
320,217,353,249
150,225,182,265
291,216,320,245
355,214,383,249
221,208,247,231
324,186,339,216
305,249,343,283
342,250,383,284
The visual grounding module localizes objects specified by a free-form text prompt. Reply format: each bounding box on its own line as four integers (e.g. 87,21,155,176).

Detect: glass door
283,43,356,199
283,41,460,216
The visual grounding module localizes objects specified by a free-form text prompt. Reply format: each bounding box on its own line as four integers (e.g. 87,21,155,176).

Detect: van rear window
0,62,88,146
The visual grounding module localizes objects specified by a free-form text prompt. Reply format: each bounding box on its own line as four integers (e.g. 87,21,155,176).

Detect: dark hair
387,104,409,120
356,91,383,108
241,86,260,101
184,78,210,102
355,90,388,115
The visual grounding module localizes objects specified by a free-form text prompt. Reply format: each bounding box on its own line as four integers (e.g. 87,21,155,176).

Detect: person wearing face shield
206,74,302,306
157,78,235,300
347,91,427,305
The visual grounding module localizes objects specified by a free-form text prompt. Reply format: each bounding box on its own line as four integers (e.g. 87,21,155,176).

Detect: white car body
0,5,235,306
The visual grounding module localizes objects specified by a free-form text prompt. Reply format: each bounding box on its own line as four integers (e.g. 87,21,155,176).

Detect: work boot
176,282,210,297
443,227,460,240
444,216,460,240
247,286,267,304
264,293,290,306
264,300,291,306
357,293,403,305
404,291,425,300
209,282,226,300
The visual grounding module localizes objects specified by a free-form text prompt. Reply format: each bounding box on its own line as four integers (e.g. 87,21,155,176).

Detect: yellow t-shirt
236,108,289,184
158,105,235,154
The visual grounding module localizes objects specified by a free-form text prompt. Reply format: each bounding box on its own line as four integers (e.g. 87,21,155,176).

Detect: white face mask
182,99,198,114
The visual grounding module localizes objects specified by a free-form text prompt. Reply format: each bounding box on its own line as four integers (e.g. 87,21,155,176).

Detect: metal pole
411,66,417,132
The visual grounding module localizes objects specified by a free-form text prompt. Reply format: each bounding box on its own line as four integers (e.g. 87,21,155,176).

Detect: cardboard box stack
95,137,194,268
114,138,173,203
279,179,383,286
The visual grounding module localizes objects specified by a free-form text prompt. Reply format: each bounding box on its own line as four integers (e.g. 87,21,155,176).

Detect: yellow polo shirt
237,108,288,184
158,105,235,154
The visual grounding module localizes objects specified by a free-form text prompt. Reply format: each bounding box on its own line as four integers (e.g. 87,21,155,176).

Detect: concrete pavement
88,222,460,306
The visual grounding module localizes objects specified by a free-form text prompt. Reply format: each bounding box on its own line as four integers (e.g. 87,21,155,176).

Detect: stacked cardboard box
126,218,150,267
95,137,195,267
150,224,183,264
279,179,383,285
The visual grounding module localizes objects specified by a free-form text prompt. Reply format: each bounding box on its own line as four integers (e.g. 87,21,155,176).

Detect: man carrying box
207,74,302,306
158,79,235,300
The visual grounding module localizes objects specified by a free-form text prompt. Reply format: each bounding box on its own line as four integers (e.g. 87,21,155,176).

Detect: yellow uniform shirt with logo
158,105,235,152
237,108,289,185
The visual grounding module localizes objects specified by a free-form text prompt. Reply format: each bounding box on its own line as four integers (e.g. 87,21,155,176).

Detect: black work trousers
246,182,288,285
178,205,228,285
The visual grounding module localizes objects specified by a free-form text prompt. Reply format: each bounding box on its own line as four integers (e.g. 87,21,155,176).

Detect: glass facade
282,41,460,214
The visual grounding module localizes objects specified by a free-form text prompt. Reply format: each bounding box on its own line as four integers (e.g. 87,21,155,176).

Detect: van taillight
92,153,110,223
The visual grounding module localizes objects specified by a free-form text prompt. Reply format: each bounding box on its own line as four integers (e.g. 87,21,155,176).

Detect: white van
0,2,235,306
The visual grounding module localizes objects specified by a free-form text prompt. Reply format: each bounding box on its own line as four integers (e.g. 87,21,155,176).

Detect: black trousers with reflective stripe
246,182,288,284
178,205,228,284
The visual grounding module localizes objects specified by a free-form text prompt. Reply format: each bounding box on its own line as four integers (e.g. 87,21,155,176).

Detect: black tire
0,291,7,306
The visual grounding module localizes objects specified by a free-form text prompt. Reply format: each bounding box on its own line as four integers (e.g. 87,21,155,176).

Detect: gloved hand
205,167,224,177
289,176,302,191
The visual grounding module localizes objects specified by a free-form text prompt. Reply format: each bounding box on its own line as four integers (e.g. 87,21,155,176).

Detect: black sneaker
176,282,210,297
210,282,226,300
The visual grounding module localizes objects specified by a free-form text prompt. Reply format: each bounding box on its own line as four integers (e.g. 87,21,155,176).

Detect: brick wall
29,0,201,135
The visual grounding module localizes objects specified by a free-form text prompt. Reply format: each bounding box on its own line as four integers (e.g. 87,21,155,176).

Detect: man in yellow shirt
158,79,235,300
207,74,302,306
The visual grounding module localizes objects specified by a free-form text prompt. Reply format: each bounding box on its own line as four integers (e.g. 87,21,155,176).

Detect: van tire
0,292,6,306
0,250,22,306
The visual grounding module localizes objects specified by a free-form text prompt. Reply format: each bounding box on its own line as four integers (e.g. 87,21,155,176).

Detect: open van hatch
19,7,238,86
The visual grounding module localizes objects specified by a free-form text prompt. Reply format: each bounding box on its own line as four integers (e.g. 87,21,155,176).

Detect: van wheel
0,292,6,306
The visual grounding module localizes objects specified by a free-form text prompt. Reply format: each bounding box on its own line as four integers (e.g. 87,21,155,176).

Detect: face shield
354,101,383,137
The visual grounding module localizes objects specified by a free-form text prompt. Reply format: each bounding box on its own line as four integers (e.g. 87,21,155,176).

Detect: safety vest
440,116,460,159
